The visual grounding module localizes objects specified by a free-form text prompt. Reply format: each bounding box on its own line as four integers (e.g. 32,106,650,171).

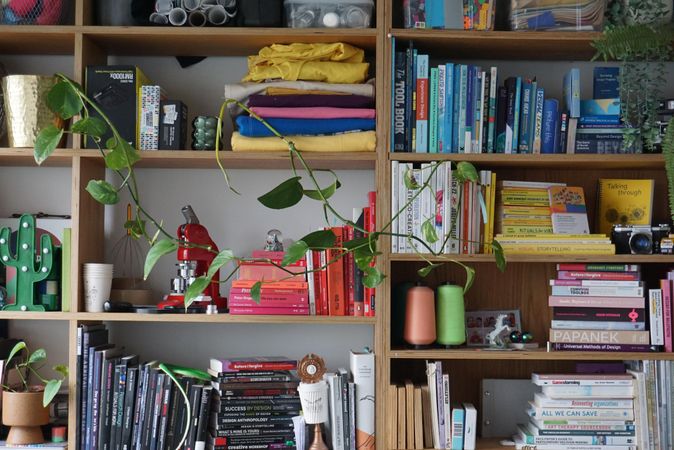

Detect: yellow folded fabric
252,43,365,65
243,61,369,84
231,131,376,152
265,87,349,95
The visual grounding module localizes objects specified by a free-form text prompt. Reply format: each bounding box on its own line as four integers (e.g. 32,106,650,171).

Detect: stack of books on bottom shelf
516,373,637,450
547,264,654,353
76,323,214,450
208,357,300,450
388,361,477,450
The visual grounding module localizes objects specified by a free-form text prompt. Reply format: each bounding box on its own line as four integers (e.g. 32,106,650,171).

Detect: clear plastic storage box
284,0,374,28
510,0,606,30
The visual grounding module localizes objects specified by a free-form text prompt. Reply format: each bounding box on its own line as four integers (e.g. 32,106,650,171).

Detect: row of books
391,46,635,155
230,192,377,316
388,361,477,450
76,323,214,450
390,161,496,255
402,0,495,30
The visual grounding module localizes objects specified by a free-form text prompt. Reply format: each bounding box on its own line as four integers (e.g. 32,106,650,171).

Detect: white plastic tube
188,9,207,26
149,12,169,24
182,0,201,11
168,7,188,25
207,5,228,24
155,0,173,13
200,0,217,9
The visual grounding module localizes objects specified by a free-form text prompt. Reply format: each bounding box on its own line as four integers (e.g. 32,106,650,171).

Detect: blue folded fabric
236,116,376,137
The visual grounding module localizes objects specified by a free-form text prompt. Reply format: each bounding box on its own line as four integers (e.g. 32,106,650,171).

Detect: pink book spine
549,296,645,308
662,279,673,353
229,293,308,303
551,280,584,286
229,288,307,296
229,300,309,308
228,306,310,315
557,271,640,281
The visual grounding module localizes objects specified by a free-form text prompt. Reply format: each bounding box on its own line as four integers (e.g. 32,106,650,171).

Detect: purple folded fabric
247,94,375,108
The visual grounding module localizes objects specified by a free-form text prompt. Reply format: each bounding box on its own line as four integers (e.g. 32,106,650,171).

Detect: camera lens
629,233,653,254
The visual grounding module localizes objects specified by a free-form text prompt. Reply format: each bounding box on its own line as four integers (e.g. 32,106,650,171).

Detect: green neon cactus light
0,214,54,312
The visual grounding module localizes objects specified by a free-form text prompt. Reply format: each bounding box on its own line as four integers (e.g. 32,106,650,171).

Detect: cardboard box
159,100,188,150
85,65,151,149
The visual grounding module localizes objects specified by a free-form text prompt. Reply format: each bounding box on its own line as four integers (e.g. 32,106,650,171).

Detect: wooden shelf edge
0,148,75,167
394,438,511,449
390,254,674,263
73,312,377,324
389,348,674,360
0,311,74,320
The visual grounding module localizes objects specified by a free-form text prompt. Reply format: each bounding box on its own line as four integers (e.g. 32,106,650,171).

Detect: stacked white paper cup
83,263,114,312
298,381,329,424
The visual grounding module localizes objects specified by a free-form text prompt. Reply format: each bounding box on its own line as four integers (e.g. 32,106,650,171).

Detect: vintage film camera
612,224,671,254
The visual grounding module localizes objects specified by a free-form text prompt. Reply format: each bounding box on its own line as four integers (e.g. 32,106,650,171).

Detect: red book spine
556,264,639,272
228,300,309,308
662,279,673,352
345,225,355,316
319,249,329,316
557,271,640,281
228,306,310,315
364,287,374,317
367,191,377,317
327,227,346,316
229,293,308,302
229,287,308,295
312,250,323,316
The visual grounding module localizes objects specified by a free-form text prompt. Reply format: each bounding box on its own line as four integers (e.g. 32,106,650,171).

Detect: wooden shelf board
78,149,376,170
395,439,511,450
0,311,73,320
390,153,665,169
390,348,674,361
390,29,601,60
82,26,377,56
0,25,75,55
390,253,674,263
74,312,377,324
0,148,75,167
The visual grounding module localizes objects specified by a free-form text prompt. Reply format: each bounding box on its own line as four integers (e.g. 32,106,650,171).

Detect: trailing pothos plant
592,0,674,151
34,73,506,308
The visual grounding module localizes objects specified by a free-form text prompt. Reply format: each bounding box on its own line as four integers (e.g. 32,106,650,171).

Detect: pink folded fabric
249,106,376,120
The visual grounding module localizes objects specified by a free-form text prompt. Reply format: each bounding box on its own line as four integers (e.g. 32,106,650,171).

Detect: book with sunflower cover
548,186,590,234
596,179,654,235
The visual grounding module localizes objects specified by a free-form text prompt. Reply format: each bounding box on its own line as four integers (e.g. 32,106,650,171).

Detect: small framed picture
465,309,522,347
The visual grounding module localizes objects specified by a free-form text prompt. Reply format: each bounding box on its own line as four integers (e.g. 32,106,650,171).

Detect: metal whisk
110,204,146,285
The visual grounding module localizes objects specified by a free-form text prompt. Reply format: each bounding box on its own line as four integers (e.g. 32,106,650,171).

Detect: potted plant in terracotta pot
1,341,68,445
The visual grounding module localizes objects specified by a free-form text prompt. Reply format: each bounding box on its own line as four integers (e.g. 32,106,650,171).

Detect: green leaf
124,219,146,239
403,168,420,190
34,125,64,165
184,276,210,309
354,247,374,271
85,180,119,205
250,281,262,303
363,266,385,288
304,179,342,201
455,161,479,183
6,341,26,367
28,348,46,365
418,263,442,278
206,249,235,280
71,117,107,138
421,218,439,244
144,239,178,280
105,138,141,170
46,80,83,119
455,262,476,293
257,177,304,209
43,379,62,407
161,363,211,382
282,241,308,267
53,364,69,378
299,230,336,249
492,240,507,272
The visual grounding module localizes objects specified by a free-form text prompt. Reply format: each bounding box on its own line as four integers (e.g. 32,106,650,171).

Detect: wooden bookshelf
390,253,674,263
73,312,377,324
390,348,674,361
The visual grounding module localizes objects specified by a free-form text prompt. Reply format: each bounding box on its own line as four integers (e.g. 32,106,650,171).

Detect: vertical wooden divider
75,0,93,26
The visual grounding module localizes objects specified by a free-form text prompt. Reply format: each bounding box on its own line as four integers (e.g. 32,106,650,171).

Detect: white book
401,162,413,253
649,289,664,345
425,362,440,449
139,85,163,151
549,279,642,287
550,285,644,297
442,374,451,449
305,249,315,315
477,71,486,152
435,361,446,448
420,163,432,252
438,65,446,153
514,437,636,450
500,180,566,189
325,372,344,450
349,350,375,450
391,161,399,253
532,392,633,409
463,403,477,450
411,165,424,253
435,163,445,254
527,403,634,421
626,368,649,450
541,384,634,399
449,170,460,254
551,320,646,331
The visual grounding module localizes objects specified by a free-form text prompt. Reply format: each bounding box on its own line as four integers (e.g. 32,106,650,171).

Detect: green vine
662,117,674,223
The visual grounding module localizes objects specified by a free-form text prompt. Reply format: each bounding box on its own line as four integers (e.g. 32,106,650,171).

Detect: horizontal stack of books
547,264,653,352
77,323,214,450
208,357,300,450
515,372,637,450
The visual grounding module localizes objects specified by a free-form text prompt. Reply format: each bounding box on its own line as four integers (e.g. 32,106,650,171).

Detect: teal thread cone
436,284,466,346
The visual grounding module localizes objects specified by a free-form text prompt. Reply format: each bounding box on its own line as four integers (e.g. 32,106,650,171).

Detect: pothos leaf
282,241,309,267
492,240,507,272
257,177,304,209
455,161,479,183
250,281,263,303
71,116,107,138
6,341,26,367
304,179,342,201
299,229,336,249
184,276,210,309
28,348,46,364
46,80,83,120
43,379,62,407
34,125,64,165
457,262,476,293
85,180,119,205
418,263,442,278
105,137,141,170
403,168,421,190
206,249,235,280
363,266,385,288
421,218,439,244
53,364,69,378
144,239,178,280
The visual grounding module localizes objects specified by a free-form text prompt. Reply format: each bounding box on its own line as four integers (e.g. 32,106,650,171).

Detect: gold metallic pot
1,75,63,148
2,391,49,445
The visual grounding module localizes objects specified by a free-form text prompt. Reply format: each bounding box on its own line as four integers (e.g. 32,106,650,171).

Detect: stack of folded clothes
225,42,377,153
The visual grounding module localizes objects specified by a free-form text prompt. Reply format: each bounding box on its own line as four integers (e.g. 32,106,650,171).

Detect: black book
338,368,349,450
212,426,296,438
195,386,213,450
149,372,166,450
80,328,108,450
504,77,517,154
209,370,298,383
164,376,183,449
495,85,508,153
393,50,407,152
109,362,123,450
481,70,491,153
113,355,138,450
141,368,160,450
185,383,203,450
133,363,155,450
216,395,300,403
121,366,139,450
157,374,173,450
214,388,298,398
215,416,296,426
213,422,295,432
99,352,121,450
213,435,295,446
214,381,298,390
171,377,194,450
216,409,301,417
87,344,114,450
212,444,295,450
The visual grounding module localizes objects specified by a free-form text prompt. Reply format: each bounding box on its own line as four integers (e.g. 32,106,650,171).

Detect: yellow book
500,189,551,206
501,215,553,223
487,172,497,253
484,172,493,254
500,205,552,216
498,238,611,245
596,178,654,235
501,225,554,235
500,243,616,254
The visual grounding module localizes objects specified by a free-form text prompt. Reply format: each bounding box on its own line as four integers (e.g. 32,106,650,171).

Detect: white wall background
2,52,673,371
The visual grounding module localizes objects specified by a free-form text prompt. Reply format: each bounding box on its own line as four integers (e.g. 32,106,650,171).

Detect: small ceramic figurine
486,314,513,349
264,229,284,252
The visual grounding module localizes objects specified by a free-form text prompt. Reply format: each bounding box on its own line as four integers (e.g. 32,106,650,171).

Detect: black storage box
159,100,188,150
